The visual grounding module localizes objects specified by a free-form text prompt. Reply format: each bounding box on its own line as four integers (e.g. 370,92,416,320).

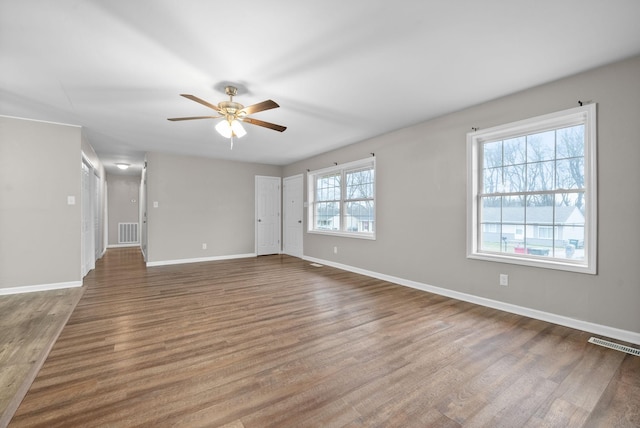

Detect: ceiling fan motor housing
218,101,245,118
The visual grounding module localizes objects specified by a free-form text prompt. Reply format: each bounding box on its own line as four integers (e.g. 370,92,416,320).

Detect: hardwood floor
0,286,83,428
6,248,640,427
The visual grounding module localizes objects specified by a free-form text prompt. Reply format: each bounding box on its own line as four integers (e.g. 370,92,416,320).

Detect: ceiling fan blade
167,116,220,121
243,117,287,132
241,100,279,115
180,94,221,112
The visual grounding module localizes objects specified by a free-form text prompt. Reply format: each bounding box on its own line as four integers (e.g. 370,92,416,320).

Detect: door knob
258,219,262,222
298,220,302,223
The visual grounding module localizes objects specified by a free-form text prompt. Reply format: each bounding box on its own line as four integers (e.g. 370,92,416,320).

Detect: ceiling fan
168,86,286,149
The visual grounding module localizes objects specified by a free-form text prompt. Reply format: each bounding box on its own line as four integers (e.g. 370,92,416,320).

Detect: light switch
67,196,76,205
153,201,159,208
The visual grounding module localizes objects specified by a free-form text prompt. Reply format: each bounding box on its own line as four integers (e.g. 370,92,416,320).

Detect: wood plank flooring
0,286,83,428
6,248,640,427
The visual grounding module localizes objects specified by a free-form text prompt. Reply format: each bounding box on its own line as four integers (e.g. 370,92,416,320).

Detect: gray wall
0,116,82,288
106,173,141,245
145,152,282,263
283,55,640,334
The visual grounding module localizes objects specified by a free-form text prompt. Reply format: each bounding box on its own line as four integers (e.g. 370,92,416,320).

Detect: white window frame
467,104,597,274
307,157,376,240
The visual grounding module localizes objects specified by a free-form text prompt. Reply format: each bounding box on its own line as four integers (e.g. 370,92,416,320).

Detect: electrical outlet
333,246,338,254
202,243,207,250
500,274,509,286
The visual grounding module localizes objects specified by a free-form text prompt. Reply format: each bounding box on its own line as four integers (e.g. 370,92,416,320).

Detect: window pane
480,197,502,252
556,125,584,160
556,193,585,260
503,164,525,192
481,196,526,254
527,130,555,162
483,141,502,168
316,173,340,202
556,157,584,189
527,160,555,191
503,136,526,166
346,168,374,200
483,166,502,193
524,196,553,257
503,196,525,254
315,202,339,230
345,201,374,232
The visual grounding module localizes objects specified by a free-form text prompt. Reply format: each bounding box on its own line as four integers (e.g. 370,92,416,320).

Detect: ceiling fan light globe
231,120,247,138
215,120,233,138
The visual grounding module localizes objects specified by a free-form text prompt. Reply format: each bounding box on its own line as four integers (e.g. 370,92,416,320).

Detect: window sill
307,230,376,240
467,251,595,274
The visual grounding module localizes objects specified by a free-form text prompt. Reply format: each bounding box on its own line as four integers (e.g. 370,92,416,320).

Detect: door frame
81,156,96,277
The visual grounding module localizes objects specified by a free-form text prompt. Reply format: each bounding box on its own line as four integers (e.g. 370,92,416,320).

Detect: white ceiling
2,1,640,175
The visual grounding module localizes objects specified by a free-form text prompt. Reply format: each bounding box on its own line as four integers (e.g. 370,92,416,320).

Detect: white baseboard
107,244,140,248
0,281,83,296
146,253,256,267
303,256,640,345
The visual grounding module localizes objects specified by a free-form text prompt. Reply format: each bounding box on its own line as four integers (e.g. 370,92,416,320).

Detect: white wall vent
588,337,640,356
118,222,139,244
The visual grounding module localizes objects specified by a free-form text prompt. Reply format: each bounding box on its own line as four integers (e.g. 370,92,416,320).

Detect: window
537,226,555,240
308,158,375,239
467,104,597,274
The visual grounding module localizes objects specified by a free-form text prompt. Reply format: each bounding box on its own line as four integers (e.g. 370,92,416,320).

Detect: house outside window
308,158,375,239
467,104,597,274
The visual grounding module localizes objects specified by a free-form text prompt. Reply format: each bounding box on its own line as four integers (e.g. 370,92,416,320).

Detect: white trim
302,255,640,346
146,253,256,267
308,157,375,176
307,230,376,240
107,244,140,248
81,152,97,173
0,281,83,295
467,252,595,275
0,114,82,128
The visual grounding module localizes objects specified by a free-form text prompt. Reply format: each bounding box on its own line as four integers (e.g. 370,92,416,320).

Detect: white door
283,174,303,258
255,176,281,255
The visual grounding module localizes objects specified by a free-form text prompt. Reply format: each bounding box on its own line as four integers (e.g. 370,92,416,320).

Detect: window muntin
468,105,596,274
308,158,375,239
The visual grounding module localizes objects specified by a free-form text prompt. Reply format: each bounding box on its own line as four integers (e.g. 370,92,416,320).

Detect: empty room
1,1,639,427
